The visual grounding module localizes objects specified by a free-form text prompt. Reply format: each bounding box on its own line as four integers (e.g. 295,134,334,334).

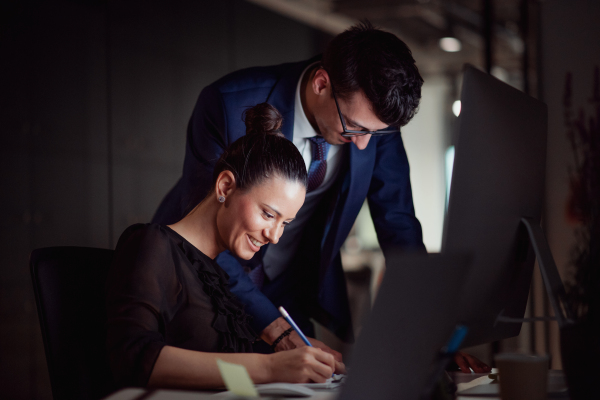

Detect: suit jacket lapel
320,141,377,273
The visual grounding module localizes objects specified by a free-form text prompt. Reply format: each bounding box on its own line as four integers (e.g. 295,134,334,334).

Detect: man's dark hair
212,103,308,191
322,20,424,128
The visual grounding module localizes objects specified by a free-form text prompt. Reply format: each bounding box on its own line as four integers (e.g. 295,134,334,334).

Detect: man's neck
300,65,320,134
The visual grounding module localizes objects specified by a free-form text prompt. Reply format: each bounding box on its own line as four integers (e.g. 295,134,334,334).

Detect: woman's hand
267,347,336,383
275,333,346,374
262,317,345,373
306,337,346,374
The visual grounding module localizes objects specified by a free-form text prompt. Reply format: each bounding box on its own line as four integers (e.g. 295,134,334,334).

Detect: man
153,21,487,373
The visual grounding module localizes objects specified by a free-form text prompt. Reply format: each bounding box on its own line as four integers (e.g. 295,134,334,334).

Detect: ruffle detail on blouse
178,240,256,353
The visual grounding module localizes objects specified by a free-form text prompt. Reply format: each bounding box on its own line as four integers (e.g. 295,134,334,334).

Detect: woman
106,103,341,390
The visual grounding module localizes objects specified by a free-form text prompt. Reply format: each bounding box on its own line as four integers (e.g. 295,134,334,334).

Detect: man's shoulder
210,58,317,95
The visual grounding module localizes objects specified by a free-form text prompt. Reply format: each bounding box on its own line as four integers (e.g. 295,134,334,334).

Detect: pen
442,324,468,354
278,306,311,346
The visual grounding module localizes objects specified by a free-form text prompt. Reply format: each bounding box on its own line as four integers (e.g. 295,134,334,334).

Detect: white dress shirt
262,63,346,280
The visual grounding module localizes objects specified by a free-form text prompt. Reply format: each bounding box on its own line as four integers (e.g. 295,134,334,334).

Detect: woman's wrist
254,353,275,384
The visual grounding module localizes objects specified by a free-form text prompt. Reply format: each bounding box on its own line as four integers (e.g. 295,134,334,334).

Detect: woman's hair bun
244,103,284,136
211,102,307,194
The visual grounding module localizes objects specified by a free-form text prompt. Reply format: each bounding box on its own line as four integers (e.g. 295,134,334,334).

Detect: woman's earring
218,196,225,203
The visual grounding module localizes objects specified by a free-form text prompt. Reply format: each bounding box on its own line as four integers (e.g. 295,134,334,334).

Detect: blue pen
442,324,468,354
278,306,312,346
420,324,470,400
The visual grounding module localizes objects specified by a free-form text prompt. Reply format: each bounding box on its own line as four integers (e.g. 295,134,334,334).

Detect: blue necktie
307,136,331,192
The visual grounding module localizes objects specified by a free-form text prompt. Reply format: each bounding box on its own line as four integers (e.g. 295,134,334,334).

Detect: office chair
30,246,116,400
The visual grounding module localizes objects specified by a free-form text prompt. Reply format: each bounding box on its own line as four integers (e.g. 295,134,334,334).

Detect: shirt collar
294,62,321,139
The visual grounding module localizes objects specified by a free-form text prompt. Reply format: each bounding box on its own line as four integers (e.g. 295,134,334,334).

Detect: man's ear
215,170,237,200
312,68,330,96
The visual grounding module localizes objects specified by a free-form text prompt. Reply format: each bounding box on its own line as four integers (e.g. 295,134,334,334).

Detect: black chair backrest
31,246,116,400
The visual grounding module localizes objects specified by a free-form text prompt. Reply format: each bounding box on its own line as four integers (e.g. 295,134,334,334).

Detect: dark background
0,1,330,398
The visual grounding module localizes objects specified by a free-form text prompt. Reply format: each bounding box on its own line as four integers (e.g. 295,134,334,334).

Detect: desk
102,371,569,400
104,387,339,400
453,370,569,399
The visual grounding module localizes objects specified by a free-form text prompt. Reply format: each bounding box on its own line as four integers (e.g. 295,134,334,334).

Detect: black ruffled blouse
106,223,256,388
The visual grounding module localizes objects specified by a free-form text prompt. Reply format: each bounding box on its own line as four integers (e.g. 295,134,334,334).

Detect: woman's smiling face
216,174,306,260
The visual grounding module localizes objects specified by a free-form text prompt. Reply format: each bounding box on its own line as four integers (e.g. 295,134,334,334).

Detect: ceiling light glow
452,100,461,117
439,37,462,52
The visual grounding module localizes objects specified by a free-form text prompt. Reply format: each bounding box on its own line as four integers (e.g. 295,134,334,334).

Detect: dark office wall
540,0,600,368
0,1,330,398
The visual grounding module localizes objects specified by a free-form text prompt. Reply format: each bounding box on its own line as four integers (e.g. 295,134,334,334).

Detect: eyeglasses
330,83,401,137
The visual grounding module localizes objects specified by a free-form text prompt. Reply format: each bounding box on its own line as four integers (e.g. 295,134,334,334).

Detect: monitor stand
519,217,574,327
494,217,574,327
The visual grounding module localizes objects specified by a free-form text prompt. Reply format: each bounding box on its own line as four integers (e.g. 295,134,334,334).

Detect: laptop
338,252,471,400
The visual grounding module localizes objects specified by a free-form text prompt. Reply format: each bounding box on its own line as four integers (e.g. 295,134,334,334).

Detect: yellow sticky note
216,359,259,397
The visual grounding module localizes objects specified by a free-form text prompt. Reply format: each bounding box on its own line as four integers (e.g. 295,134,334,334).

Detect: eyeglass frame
330,82,401,137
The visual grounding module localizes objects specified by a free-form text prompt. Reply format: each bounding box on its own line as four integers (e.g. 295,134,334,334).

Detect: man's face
311,71,389,150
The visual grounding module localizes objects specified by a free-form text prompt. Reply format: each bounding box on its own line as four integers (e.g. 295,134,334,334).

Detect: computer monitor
442,64,548,347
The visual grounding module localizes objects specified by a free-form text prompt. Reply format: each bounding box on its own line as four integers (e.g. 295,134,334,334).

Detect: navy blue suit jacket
152,57,425,341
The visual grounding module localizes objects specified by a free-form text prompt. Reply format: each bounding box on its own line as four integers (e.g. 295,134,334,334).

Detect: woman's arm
148,345,336,389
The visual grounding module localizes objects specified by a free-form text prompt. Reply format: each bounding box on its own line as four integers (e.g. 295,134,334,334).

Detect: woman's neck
167,199,224,259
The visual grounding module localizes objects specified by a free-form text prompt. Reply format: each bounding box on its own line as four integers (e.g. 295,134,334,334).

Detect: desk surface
103,370,569,400
104,387,339,400
453,370,568,400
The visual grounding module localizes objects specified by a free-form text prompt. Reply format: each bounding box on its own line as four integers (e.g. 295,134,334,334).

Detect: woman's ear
215,171,237,201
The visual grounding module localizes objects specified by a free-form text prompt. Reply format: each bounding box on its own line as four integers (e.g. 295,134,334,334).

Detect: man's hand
453,351,491,373
261,317,346,373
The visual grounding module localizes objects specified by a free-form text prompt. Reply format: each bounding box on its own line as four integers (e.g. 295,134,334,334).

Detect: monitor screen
442,64,548,347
